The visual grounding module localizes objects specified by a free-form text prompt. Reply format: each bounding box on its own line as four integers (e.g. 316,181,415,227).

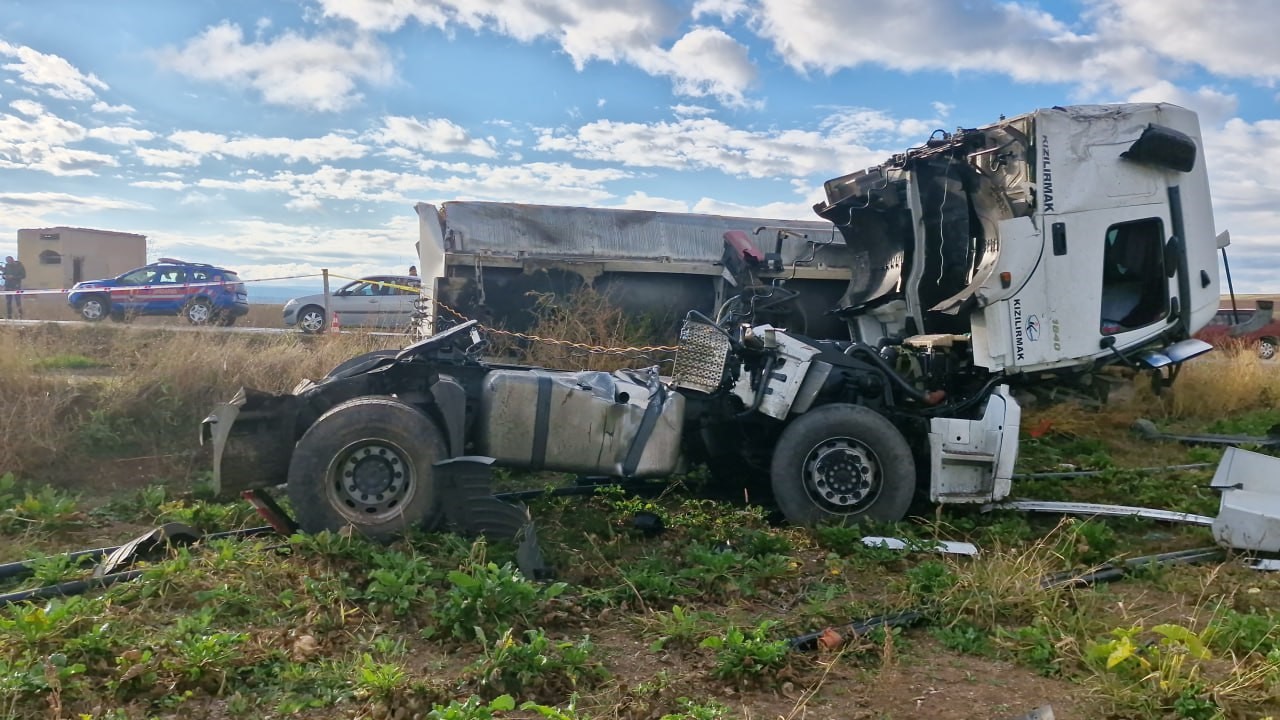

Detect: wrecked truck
203,103,1232,539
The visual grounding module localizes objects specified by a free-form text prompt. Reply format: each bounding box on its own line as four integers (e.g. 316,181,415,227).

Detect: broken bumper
200,387,299,499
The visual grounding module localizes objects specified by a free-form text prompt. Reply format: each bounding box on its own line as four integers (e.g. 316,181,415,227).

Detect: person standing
408,265,418,277
3,256,25,319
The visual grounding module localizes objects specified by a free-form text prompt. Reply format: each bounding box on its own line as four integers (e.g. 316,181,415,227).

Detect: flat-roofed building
17,226,147,289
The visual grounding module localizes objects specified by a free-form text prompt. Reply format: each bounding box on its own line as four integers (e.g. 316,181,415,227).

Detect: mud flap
433,456,553,580
200,387,299,499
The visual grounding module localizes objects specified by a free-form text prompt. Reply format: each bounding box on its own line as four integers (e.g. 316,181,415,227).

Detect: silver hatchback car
283,275,421,333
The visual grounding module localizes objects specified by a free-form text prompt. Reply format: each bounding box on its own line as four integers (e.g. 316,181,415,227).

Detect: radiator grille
673,321,731,394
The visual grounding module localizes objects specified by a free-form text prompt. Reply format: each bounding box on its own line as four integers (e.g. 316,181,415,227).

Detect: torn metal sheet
983,500,1214,526
1132,418,1280,448
1211,446,1280,553
861,536,980,556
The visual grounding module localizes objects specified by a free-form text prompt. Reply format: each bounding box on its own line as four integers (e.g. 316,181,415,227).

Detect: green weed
700,620,790,685
931,620,992,655
432,557,568,642
645,605,715,651
471,628,606,699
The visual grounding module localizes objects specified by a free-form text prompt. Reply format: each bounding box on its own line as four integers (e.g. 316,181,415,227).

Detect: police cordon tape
0,272,325,296
327,273,681,356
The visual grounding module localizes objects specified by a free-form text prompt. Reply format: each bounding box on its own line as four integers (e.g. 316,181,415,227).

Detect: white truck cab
816,103,1219,374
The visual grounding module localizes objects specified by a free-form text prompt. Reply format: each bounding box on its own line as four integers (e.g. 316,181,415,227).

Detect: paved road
0,317,408,338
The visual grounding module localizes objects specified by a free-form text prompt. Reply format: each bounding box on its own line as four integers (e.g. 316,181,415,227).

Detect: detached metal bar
982,500,1214,527
787,547,1224,652
0,526,274,584
0,570,145,606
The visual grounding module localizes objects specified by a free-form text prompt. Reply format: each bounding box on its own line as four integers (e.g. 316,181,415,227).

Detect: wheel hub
331,442,412,521
803,438,881,512
301,311,323,332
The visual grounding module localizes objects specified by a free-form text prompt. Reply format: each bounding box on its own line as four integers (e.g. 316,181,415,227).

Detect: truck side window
1099,218,1167,335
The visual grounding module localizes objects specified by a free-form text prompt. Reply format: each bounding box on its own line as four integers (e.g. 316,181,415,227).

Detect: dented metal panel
436,201,846,266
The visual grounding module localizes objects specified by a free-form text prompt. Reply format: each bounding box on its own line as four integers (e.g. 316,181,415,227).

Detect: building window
1100,217,1168,335
39,250,62,265
39,233,60,240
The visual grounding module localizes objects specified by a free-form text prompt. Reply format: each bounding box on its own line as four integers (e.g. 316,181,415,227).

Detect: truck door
1040,209,1173,365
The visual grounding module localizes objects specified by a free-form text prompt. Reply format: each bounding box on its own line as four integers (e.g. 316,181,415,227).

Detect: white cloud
692,0,749,23
189,159,630,209
1127,81,1239,126
672,104,714,117
166,129,369,163
145,215,421,275
0,192,150,246
537,107,935,179
0,41,108,100
87,125,156,145
317,0,758,105
657,26,757,105
135,147,202,167
1093,0,1280,81
0,99,120,176
157,22,394,112
748,0,1160,95
91,101,135,114
371,116,498,158
131,180,187,191
617,190,689,212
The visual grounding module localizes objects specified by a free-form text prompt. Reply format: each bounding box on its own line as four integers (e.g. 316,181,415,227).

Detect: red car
1194,300,1279,359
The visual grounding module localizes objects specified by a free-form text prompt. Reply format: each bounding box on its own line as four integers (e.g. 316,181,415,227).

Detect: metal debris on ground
982,500,1214,527
1132,418,1280,448
1210,446,1280,553
0,523,277,606
860,536,980,556
789,546,1225,653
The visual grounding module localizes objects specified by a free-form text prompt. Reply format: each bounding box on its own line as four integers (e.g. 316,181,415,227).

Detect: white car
283,275,421,333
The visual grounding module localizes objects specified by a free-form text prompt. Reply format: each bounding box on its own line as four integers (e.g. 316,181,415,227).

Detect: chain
343,273,681,357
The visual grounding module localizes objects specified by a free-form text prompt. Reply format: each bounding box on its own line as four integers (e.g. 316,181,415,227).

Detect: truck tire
287,396,446,542
769,404,915,528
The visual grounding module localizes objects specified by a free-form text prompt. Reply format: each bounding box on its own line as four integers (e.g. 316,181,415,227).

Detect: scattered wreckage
203,102,1252,546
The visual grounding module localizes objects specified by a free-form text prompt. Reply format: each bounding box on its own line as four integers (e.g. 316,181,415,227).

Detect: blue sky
1,0,1278,296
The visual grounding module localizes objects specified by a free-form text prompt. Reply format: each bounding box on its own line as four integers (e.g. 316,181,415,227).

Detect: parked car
1195,304,1280,359
67,258,249,325
282,275,421,333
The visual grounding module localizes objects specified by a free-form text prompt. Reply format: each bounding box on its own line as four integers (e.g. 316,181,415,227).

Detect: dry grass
0,324,398,478
1157,348,1280,421
486,286,676,372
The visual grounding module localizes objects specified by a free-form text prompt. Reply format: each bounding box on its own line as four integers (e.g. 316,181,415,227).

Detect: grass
1,298,1280,717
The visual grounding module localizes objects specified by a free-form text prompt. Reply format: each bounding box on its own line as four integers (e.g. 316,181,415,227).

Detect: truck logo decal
1012,299,1026,361
1041,136,1055,213
1026,315,1041,342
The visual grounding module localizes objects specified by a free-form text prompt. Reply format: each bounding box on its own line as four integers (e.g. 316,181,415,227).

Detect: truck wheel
287,396,446,541
769,404,915,528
